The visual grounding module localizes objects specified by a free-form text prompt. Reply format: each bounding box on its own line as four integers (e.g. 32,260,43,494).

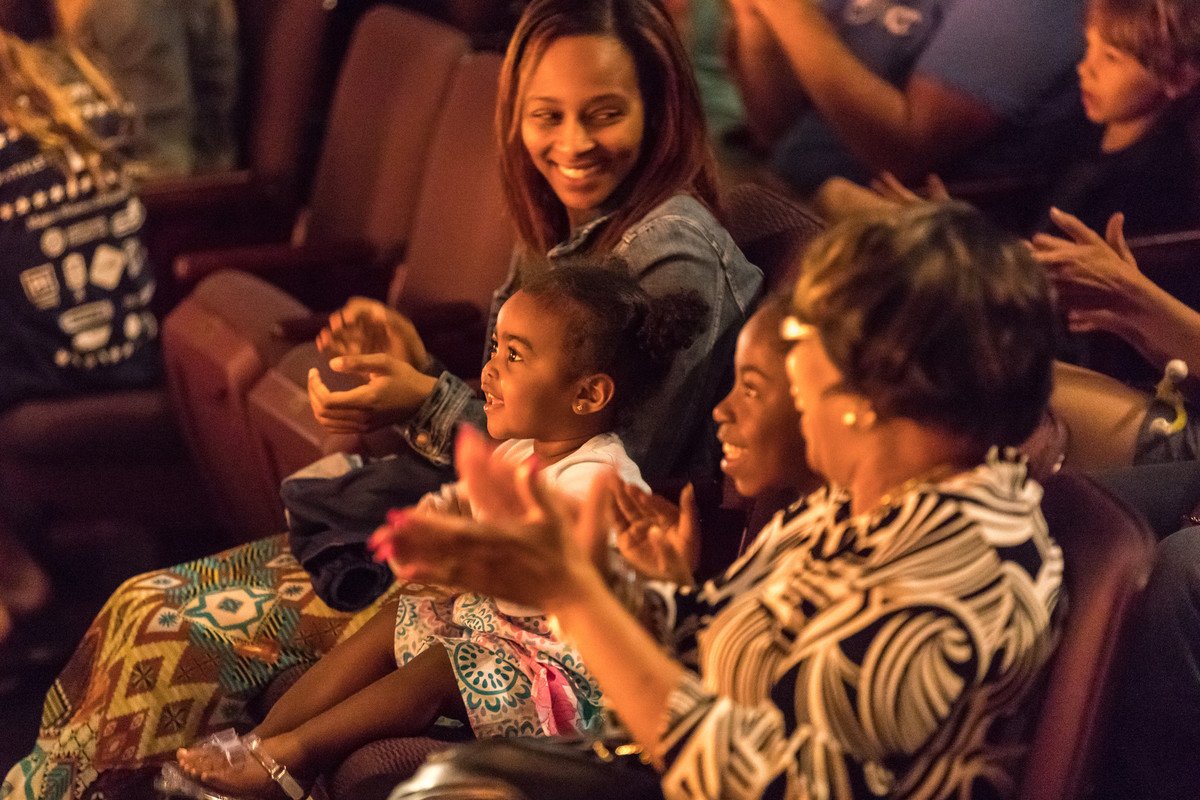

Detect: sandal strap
243,734,307,800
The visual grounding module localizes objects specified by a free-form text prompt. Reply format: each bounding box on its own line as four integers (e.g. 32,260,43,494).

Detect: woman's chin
724,468,761,500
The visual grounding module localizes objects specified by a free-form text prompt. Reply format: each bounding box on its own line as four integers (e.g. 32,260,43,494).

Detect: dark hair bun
637,290,708,369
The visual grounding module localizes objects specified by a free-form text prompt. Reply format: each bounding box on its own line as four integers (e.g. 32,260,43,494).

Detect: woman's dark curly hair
790,202,1056,448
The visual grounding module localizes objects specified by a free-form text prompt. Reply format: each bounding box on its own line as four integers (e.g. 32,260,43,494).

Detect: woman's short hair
791,202,1056,447
497,0,718,256
1089,0,1200,84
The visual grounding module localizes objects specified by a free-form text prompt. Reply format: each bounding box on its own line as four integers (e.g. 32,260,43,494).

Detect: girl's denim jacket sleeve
400,194,763,480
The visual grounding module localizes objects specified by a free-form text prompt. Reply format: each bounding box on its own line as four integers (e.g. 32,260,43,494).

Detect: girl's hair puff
0,2,126,178
497,0,719,258
520,259,709,418
1090,0,1200,85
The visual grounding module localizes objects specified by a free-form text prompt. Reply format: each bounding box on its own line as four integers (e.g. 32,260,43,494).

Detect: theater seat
1018,472,1156,800
138,0,340,311
163,12,510,537
167,6,473,310
240,46,513,504
722,181,824,290
0,390,222,589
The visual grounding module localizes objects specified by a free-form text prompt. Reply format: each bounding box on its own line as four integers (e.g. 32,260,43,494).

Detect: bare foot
177,732,310,800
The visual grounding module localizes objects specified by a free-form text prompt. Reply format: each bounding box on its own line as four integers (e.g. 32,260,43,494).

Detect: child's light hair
0,29,126,178
1090,0,1200,83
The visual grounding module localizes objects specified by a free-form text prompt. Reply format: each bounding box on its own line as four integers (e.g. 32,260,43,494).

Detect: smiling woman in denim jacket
2,2,761,798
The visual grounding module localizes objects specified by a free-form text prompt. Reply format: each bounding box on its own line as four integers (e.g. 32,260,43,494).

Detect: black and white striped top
649,450,1063,800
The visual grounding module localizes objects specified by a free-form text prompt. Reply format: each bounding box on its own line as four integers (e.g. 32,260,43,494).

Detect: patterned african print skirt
393,593,604,740
2,535,387,800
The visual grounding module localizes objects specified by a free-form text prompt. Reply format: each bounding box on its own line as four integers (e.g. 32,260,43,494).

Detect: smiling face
1077,25,1172,147
520,34,646,228
481,290,585,442
713,308,811,498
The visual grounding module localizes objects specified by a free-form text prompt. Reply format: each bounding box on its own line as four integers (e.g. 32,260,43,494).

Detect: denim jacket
401,193,764,481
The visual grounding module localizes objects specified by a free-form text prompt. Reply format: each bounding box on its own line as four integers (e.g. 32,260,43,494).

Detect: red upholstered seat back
1018,472,1156,800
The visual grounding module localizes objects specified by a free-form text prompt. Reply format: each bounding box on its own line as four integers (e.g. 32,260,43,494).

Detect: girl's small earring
574,402,584,414
841,410,857,428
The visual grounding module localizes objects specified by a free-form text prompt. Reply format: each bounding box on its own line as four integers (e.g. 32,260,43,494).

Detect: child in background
816,0,1200,238
1044,0,1200,236
167,264,707,800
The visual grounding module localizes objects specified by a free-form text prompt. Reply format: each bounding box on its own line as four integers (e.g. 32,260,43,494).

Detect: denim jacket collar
546,212,614,259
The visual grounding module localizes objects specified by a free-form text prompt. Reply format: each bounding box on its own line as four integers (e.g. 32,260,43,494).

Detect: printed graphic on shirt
19,264,60,309
0,58,156,391
844,0,925,34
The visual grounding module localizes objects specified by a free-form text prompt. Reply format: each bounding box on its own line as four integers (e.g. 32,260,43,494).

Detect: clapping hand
1030,209,1149,337
367,428,603,611
317,297,433,371
868,171,950,205
307,297,440,433
610,481,699,586
307,354,437,433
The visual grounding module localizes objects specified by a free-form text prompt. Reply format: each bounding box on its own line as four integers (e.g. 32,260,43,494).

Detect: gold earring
574,402,584,413
842,405,877,429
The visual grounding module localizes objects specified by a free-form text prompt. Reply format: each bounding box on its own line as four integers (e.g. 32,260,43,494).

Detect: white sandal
155,729,310,800
243,733,307,800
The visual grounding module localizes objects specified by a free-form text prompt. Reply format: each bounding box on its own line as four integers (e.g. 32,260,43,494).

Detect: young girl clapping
167,264,706,800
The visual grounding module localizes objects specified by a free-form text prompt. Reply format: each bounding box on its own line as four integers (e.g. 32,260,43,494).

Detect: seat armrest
140,169,256,213
174,240,378,286
1129,229,1200,311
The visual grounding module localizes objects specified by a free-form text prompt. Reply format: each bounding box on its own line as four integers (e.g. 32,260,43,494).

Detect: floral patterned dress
393,433,645,739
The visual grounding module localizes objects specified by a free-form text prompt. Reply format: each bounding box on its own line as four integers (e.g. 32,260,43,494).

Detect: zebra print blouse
648,451,1063,800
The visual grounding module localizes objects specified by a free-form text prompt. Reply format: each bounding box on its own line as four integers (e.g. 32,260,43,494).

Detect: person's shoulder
621,193,722,243
926,452,1059,565
493,438,534,465
555,433,647,490
615,193,760,282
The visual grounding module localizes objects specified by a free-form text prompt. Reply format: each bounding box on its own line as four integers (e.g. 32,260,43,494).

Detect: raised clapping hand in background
368,427,602,612
1030,208,1150,339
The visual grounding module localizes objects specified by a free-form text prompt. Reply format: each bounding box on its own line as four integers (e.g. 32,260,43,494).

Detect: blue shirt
401,193,764,482
773,0,1087,192
0,45,160,410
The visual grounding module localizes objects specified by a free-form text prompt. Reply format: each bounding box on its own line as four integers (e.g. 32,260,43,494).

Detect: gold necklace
862,463,965,518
